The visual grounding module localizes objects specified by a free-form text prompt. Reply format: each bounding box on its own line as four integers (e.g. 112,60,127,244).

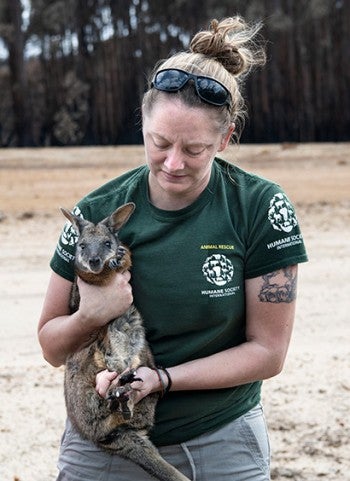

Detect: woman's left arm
97,265,298,399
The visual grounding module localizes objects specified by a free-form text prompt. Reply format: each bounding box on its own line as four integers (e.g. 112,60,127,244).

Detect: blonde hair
143,16,266,140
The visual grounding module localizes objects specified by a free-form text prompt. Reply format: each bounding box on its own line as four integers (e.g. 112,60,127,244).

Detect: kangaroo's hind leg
99,427,191,481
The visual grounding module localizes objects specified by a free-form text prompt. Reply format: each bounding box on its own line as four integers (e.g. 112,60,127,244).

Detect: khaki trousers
56,403,270,481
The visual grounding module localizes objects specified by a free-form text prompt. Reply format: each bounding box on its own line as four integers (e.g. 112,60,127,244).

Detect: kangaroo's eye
79,242,86,250
104,240,112,248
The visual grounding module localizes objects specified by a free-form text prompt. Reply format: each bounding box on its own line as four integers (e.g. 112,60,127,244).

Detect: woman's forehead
143,96,220,135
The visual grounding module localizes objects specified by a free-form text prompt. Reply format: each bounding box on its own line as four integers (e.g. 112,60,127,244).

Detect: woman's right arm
38,270,133,367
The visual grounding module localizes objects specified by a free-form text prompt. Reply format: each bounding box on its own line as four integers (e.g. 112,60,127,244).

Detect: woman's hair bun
190,17,266,76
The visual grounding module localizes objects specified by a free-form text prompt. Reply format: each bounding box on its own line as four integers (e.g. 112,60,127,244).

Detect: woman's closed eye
185,146,206,157
154,141,170,150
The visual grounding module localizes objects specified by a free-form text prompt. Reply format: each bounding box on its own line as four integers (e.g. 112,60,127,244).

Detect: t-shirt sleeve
50,204,88,281
244,183,308,279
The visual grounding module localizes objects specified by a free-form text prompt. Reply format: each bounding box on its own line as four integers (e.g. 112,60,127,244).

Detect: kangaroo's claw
108,258,120,269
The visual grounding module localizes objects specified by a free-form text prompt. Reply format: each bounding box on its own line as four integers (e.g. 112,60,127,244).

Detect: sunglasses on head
151,68,232,108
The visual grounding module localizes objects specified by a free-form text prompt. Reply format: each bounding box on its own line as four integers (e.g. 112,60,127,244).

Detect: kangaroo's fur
61,203,190,481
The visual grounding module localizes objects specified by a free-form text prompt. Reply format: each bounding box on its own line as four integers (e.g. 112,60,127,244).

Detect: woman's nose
163,149,185,171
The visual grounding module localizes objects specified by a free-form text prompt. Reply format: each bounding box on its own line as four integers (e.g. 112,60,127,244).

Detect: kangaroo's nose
89,257,101,268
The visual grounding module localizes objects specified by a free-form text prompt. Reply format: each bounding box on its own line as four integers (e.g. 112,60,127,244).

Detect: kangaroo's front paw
119,369,143,386
107,385,133,420
116,245,127,260
107,384,130,401
108,258,120,269
108,246,128,270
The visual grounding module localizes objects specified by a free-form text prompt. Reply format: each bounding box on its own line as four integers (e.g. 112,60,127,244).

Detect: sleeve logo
268,193,298,233
60,206,83,246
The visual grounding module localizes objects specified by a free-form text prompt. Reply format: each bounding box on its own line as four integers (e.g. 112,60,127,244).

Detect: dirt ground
0,143,349,481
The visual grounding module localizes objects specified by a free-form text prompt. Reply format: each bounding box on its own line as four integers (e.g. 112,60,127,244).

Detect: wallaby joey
61,203,190,481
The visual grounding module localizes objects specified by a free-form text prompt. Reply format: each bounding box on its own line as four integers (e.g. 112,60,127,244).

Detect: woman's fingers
95,369,118,398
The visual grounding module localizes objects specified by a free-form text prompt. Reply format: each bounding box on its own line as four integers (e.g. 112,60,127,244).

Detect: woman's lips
162,170,187,182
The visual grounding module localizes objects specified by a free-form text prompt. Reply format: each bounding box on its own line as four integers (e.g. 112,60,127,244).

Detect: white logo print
202,254,234,286
268,193,298,233
60,206,83,246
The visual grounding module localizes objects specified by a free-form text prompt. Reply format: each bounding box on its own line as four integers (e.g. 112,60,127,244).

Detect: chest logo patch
268,193,298,233
202,254,234,286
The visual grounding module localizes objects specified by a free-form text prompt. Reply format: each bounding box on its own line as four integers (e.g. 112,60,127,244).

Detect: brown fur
61,203,190,481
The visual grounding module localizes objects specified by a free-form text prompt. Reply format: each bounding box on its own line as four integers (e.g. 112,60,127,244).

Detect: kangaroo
61,203,190,481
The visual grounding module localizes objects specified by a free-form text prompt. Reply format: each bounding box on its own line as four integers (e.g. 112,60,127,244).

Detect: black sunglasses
151,68,232,107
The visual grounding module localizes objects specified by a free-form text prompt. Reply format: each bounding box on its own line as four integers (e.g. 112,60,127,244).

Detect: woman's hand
95,367,162,403
77,271,133,329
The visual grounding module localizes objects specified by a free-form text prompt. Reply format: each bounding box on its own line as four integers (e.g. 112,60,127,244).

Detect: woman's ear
218,123,235,151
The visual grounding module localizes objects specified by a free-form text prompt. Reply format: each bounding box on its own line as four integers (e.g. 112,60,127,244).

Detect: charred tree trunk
6,0,31,145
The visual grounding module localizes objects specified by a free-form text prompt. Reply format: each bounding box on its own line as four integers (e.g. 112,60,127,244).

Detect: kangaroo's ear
103,202,135,233
60,207,89,235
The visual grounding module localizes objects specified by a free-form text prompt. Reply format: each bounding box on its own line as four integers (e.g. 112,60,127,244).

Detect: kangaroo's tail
99,427,191,481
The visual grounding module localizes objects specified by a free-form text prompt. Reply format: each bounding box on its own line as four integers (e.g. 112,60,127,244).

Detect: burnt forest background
0,0,349,147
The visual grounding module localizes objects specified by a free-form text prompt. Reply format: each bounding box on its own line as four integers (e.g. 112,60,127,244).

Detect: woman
38,17,308,481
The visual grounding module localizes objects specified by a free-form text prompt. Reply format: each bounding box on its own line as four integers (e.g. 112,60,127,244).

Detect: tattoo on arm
258,267,297,303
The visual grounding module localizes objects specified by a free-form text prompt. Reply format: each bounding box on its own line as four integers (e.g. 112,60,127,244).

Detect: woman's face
143,96,232,210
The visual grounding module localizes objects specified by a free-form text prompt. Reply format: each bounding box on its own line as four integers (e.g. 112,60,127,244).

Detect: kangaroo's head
61,203,135,284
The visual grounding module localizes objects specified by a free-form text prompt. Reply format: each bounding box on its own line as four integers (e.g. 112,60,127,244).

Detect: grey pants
56,403,270,481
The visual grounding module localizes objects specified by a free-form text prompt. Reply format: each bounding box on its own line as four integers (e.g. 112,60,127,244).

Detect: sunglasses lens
197,78,229,106
154,70,188,91
153,69,231,107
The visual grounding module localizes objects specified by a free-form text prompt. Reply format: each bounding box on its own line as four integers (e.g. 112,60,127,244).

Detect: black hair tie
157,366,172,394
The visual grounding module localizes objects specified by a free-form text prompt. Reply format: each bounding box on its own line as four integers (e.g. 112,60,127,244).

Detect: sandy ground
0,143,349,481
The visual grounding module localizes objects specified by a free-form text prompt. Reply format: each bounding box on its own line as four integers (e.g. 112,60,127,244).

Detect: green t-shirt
51,157,308,446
